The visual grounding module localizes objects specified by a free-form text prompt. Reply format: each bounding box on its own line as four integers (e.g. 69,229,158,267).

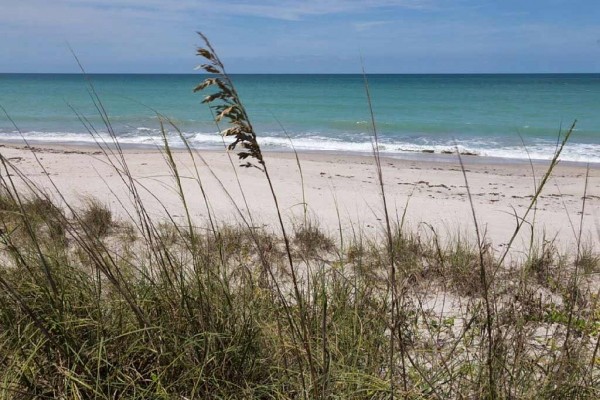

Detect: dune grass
0,34,598,399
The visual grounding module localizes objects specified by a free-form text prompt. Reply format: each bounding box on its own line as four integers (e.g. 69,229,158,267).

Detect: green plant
0,34,597,400
79,197,113,238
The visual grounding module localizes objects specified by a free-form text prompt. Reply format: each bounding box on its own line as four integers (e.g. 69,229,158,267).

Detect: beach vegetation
79,197,113,238
0,33,598,399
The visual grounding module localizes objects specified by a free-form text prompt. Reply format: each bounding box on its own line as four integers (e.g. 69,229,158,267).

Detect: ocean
0,73,599,162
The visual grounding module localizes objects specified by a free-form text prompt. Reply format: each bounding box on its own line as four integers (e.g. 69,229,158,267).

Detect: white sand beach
1,142,598,256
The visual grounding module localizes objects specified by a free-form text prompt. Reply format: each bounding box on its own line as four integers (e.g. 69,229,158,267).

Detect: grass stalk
194,32,318,397
360,64,406,396
455,148,496,399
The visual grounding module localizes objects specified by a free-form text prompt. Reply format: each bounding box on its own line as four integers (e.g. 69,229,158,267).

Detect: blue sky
1,0,599,73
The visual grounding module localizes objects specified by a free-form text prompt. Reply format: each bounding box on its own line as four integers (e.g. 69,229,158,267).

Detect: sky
1,0,599,73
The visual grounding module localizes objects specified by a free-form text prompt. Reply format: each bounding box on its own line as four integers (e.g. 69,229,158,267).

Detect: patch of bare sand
1,142,598,259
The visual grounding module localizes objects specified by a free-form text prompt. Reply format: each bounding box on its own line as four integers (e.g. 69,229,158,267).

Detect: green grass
0,33,598,399
1,165,598,398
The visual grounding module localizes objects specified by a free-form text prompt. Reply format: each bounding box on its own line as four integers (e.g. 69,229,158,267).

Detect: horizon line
2,71,600,75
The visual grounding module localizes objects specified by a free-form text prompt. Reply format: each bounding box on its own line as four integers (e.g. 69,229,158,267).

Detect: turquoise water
1,73,599,162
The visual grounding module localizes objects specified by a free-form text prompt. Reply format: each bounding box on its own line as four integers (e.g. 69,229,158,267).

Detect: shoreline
1,139,598,257
1,137,599,169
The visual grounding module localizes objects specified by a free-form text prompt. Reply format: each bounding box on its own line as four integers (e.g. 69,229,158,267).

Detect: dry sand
1,142,598,257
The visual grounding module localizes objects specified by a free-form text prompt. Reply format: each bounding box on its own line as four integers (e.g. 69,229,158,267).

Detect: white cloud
203,1,437,20
0,0,438,52
1,0,597,72
0,0,438,23
354,20,394,32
